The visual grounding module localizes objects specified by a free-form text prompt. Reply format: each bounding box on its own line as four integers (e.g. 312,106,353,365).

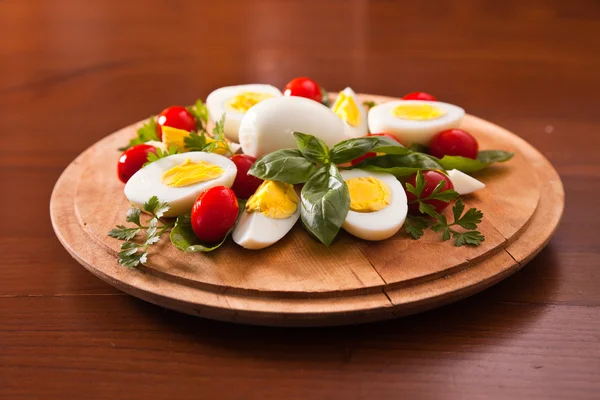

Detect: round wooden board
50,94,564,326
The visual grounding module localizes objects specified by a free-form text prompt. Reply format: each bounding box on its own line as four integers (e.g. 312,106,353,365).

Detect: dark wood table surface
2,0,599,399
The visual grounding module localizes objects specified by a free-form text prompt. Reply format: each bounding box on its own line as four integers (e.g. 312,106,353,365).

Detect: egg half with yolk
331,87,368,138
124,152,237,217
233,180,300,249
367,100,464,146
339,169,408,241
206,84,282,143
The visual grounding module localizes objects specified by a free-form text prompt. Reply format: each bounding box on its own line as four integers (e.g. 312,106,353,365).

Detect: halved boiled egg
367,100,464,146
331,87,368,138
206,84,282,143
124,152,237,217
233,180,300,249
238,96,348,158
339,169,408,241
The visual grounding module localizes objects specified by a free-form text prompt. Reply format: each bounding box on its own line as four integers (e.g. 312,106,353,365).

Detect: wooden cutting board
50,94,564,326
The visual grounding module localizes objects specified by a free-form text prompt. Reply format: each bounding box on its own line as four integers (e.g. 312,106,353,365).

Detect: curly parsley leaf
362,100,376,110
187,99,209,131
118,117,159,151
143,145,179,167
404,216,430,239
108,196,174,268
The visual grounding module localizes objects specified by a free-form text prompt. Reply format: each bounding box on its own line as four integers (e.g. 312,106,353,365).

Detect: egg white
339,169,408,241
332,87,368,139
367,100,464,146
232,207,300,250
447,169,486,195
124,152,237,217
238,96,348,158
206,84,282,143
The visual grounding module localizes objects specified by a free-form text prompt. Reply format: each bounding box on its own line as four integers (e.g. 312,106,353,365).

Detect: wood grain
2,0,599,398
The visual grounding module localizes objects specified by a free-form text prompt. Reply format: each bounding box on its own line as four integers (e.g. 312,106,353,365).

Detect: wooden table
2,1,599,398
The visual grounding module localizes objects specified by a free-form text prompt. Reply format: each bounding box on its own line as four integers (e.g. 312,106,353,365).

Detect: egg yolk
332,92,360,126
346,177,391,213
392,104,445,120
227,92,274,113
161,159,224,187
246,180,298,219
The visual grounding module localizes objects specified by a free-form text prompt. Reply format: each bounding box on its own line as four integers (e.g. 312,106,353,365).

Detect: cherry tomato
156,106,197,140
429,129,479,159
230,154,263,198
117,144,157,183
191,186,239,243
402,92,437,101
350,133,402,166
283,77,322,103
405,170,454,214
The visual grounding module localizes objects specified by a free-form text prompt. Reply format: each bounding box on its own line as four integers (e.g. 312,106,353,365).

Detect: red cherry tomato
156,106,197,140
405,170,454,214
230,154,263,198
191,186,239,243
429,129,479,159
402,92,438,101
350,133,403,166
117,144,157,183
283,77,322,103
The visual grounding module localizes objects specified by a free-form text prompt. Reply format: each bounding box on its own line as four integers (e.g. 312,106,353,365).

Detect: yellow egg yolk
332,92,360,126
161,159,224,187
227,92,274,113
392,104,446,120
346,177,391,213
246,180,299,219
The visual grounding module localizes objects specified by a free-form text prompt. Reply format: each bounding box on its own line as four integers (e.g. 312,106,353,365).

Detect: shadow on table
128,242,561,362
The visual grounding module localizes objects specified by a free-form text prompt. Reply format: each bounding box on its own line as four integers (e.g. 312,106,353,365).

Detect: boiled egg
368,100,464,146
331,87,368,138
124,152,237,217
233,180,300,249
206,84,282,143
447,169,486,195
238,96,348,158
339,169,408,241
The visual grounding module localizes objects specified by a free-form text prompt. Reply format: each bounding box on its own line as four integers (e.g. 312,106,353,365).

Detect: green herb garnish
362,100,377,109
437,150,514,173
108,196,174,268
186,99,209,132
143,145,179,167
118,117,159,151
404,171,484,246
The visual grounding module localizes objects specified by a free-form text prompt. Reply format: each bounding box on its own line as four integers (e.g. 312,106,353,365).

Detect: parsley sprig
405,171,485,246
143,145,179,167
108,196,173,268
118,117,159,151
186,99,209,132
184,114,233,155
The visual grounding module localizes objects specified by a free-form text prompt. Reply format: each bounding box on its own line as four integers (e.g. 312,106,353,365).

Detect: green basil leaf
355,153,444,177
407,143,429,153
371,136,410,155
170,200,246,252
293,132,330,164
330,137,379,164
300,163,349,246
248,149,317,184
438,150,514,173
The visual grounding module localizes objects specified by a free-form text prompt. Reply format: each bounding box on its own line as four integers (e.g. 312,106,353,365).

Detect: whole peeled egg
238,96,348,158
367,100,464,146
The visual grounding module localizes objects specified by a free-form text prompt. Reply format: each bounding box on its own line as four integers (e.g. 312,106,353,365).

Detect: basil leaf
330,137,379,164
330,136,409,164
438,150,514,173
170,200,246,252
407,143,429,153
293,132,330,164
355,153,443,177
249,149,317,184
300,164,349,246
372,136,410,155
